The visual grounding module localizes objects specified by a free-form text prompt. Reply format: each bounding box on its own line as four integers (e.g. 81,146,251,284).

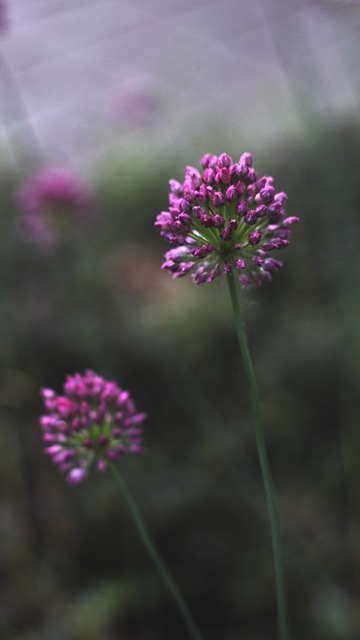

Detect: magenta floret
156,153,299,287
40,370,146,484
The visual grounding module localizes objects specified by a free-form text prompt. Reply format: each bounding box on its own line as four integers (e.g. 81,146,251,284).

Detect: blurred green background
2,2,360,640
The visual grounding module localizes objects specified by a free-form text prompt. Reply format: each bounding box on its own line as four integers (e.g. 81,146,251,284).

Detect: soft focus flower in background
108,76,158,129
157,153,299,287
18,167,92,248
40,370,146,484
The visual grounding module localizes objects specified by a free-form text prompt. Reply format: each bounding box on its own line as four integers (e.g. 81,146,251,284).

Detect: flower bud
248,231,262,245
218,153,232,167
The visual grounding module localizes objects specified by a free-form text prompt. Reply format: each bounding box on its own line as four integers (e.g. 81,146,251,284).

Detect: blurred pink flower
40,370,146,484
18,167,92,248
109,78,158,128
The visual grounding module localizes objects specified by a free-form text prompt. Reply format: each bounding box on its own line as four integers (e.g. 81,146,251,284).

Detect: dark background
1,2,360,639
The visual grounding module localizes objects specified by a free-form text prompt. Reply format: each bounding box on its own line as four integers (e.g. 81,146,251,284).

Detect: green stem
107,462,204,640
226,273,289,640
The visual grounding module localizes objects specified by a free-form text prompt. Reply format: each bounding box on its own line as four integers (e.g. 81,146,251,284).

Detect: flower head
19,167,92,247
40,370,146,484
156,153,299,287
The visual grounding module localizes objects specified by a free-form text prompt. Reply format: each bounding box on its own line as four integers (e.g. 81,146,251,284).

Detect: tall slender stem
107,462,205,640
226,273,289,640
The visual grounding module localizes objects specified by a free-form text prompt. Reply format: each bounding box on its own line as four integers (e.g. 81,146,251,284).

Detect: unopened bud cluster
40,370,145,484
156,153,299,287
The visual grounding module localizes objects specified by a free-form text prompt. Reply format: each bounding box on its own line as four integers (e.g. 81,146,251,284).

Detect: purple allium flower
19,167,92,247
156,153,299,287
40,370,146,484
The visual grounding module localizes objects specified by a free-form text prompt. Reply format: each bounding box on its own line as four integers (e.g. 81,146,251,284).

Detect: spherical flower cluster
156,153,299,287
40,370,146,484
19,167,92,247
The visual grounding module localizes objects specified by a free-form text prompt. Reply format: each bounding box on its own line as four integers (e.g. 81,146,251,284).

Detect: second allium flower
156,153,299,287
40,370,146,484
